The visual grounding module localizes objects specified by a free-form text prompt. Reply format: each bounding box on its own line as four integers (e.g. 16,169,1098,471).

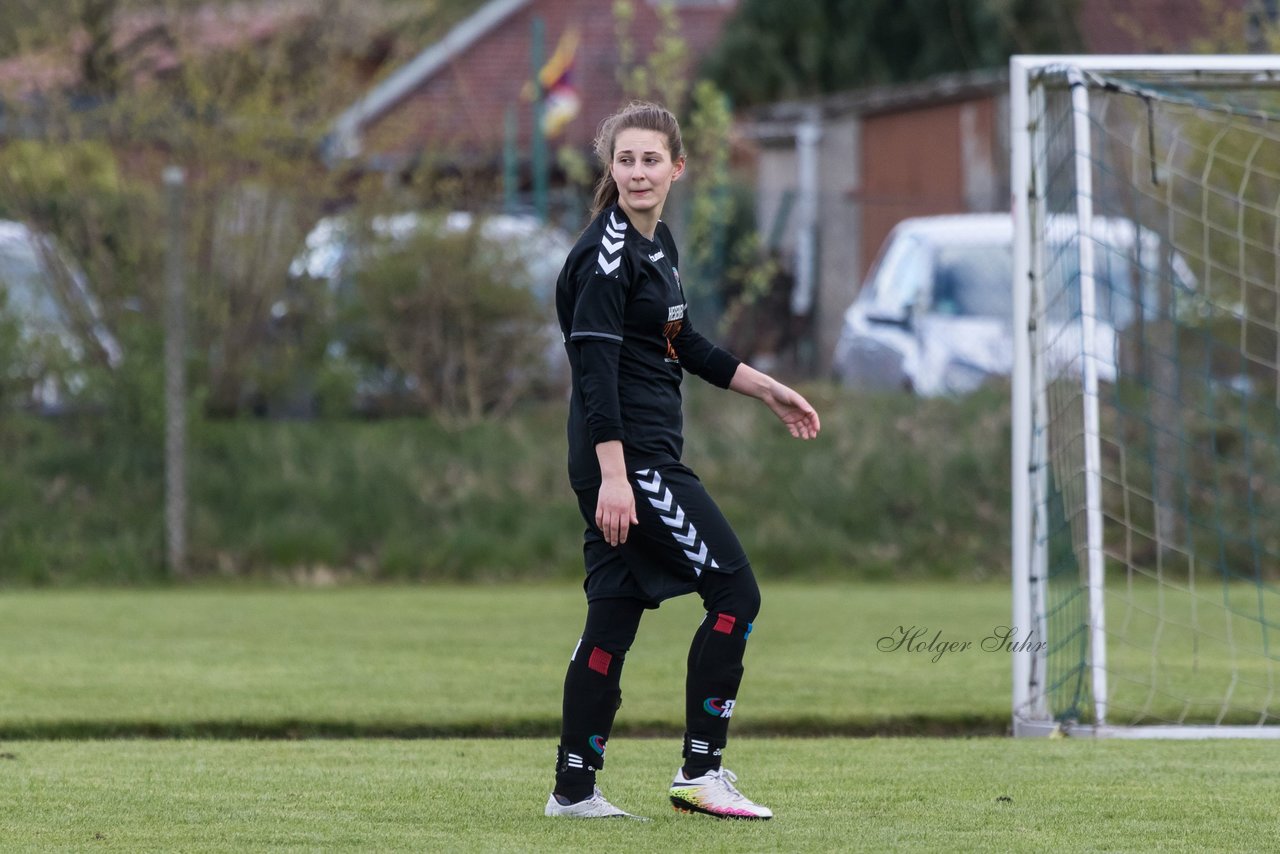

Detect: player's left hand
762,381,821,440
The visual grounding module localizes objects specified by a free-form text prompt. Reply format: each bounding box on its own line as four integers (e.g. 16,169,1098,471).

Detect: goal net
1011,56,1280,737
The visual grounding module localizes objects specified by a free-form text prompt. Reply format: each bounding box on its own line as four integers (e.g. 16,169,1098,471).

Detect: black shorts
575,463,750,607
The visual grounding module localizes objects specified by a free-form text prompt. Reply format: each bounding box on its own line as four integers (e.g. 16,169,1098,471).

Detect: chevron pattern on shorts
597,210,627,275
633,468,720,575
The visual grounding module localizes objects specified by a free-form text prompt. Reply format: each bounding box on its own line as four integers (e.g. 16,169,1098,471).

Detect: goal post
1011,55,1280,737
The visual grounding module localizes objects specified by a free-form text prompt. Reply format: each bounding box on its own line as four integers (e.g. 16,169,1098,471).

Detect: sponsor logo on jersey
649,249,665,262
665,304,687,360
662,319,683,362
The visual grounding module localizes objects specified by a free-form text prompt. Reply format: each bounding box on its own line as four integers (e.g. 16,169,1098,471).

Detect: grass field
0,582,1011,737
4,738,1279,852
6,581,1279,851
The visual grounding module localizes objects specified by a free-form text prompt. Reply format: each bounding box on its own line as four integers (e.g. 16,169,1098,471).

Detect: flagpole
530,15,549,222
503,105,518,213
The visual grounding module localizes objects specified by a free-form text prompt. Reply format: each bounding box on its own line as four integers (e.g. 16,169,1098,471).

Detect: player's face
610,128,685,223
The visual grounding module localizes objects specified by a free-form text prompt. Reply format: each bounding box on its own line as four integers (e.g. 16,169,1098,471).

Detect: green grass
2,737,1277,852
5,582,1280,850
8,579,1279,736
0,582,1012,737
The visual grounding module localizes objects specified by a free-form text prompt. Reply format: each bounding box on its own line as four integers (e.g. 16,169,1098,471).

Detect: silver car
832,213,1192,396
0,220,122,412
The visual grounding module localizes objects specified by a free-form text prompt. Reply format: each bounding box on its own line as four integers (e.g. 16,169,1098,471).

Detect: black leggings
554,565,761,798
580,565,761,654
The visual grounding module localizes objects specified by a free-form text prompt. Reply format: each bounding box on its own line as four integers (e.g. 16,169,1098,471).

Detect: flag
524,28,581,139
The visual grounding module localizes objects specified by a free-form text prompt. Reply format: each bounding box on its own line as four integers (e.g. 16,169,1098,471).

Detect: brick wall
360,0,735,162
1078,0,1251,52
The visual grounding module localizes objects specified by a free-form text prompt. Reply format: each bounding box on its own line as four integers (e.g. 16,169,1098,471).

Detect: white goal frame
1010,54,1280,738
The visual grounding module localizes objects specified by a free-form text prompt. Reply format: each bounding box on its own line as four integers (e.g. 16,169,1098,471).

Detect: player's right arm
578,337,636,545
568,236,636,546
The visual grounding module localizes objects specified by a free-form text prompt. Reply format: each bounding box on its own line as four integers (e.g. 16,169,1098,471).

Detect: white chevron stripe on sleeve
609,211,627,231
601,236,624,255
597,252,620,275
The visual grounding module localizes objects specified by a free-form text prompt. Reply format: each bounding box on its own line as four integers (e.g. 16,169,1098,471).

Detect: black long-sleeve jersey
556,204,741,490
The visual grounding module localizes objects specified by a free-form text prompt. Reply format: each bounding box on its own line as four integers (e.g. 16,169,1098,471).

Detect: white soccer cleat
669,766,774,819
544,786,649,820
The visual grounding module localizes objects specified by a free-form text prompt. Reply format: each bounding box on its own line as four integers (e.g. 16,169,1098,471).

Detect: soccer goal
1011,55,1280,737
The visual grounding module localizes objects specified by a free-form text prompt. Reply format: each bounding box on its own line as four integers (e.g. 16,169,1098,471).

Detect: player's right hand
596,476,639,546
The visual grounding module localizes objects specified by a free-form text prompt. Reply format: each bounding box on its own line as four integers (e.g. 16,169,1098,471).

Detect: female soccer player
545,101,820,821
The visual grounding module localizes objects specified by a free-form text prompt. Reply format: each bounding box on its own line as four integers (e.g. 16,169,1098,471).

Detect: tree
0,0,403,418
703,0,1081,107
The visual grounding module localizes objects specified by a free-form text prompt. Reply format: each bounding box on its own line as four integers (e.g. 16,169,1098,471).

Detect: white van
832,213,1195,396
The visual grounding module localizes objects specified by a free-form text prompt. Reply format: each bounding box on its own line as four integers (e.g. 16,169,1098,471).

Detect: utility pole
163,166,188,578
503,105,519,213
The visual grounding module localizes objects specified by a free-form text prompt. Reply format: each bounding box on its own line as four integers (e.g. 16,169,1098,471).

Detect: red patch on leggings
713,613,736,634
588,646,613,675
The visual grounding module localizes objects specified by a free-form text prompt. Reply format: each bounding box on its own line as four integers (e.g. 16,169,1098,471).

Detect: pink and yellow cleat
669,767,773,820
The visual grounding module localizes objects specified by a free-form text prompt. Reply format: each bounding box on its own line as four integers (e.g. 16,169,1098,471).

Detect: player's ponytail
590,172,620,219
590,101,685,218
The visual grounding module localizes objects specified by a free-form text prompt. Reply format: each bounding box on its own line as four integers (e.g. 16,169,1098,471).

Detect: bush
343,220,565,420
0,383,1017,586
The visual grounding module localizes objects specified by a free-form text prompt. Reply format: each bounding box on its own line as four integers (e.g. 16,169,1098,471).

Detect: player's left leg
670,566,773,819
